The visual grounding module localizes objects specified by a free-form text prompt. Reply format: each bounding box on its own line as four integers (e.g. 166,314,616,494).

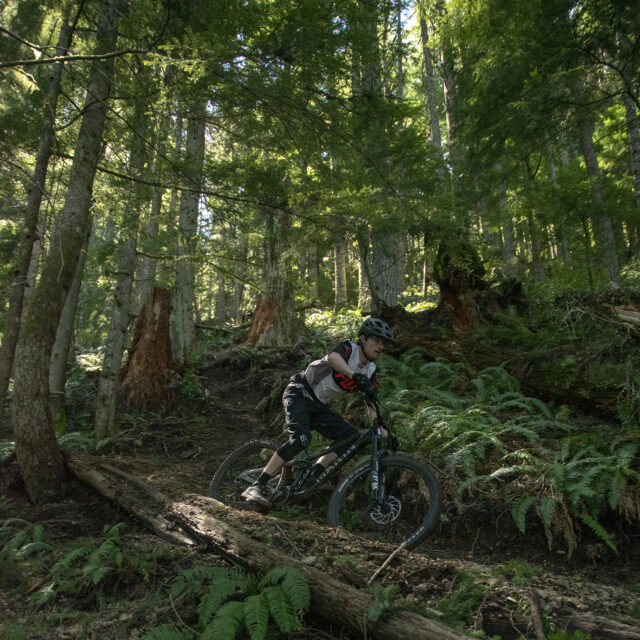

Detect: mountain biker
241,317,399,508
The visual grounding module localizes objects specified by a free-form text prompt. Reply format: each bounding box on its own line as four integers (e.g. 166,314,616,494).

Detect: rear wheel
327,456,441,549
208,439,281,507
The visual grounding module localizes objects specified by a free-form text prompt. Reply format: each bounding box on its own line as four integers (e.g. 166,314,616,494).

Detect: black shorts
276,384,358,461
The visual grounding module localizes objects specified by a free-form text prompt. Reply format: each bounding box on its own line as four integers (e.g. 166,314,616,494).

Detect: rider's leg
310,408,358,468
242,386,311,506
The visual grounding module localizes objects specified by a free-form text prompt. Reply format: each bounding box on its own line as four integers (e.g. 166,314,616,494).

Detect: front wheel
327,456,441,549
208,438,280,506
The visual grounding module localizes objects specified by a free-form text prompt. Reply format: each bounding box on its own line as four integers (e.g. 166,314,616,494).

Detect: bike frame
279,390,388,505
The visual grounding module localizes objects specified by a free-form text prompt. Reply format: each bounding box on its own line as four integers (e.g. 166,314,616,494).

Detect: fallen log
65,457,197,547
563,613,640,640
67,455,475,640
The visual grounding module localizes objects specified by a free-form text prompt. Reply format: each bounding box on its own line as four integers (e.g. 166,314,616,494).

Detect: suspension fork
369,425,385,503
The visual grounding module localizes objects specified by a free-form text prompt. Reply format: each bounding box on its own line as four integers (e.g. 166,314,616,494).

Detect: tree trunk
436,0,458,189
246,207,302,347
95,91,149,440
122,287,174,413
215,270,227,322
419,12,442,150
11,0,121,502
49,218,92,421
308,242,319,303
546,144,571,264
370,232,401,308
230,235,248,322
0,10,74,422
334,231,348,312
171,101,206,368
135,115,170,315
357,236,371,310
622,87,640,251
434,237,486,331
574,82,622,286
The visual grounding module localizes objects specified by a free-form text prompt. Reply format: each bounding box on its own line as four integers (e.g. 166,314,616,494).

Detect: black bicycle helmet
358,317,396,342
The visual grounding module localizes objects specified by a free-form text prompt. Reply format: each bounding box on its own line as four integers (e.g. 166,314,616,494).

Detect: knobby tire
327,456,441,549
208,438,280,506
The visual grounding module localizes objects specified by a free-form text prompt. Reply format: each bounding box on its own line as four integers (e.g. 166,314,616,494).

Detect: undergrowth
142,565,310,640
376,348,640,557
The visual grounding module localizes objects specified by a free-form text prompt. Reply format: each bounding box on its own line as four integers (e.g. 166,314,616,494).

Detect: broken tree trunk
121,287,174,413
66,455,474,640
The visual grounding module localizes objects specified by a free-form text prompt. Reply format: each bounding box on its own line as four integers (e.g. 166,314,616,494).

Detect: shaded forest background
1,0,640,637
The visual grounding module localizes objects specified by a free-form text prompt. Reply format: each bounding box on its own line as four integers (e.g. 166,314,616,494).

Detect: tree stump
122,287,174,412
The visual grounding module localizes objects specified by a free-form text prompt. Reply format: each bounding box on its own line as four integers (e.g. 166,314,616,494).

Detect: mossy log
66,455,475,640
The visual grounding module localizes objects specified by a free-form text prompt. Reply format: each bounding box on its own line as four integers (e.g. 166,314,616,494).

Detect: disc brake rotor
369,496,401,524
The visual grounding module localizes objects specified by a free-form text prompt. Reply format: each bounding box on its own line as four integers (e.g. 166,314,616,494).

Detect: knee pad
277,432,311,462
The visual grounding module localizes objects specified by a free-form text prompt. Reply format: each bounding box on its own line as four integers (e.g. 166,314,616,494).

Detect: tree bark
308,242,320,303
434,237,486,331
95,87,149,440
622,86,640,250
12,0,121,502
135,114,170,315
334,231,348,312
230,235,248,322
574,81,622,285
0,9,74,422
122,287,174,413
49,218,92,421
357,235,372,310
419,12,442,150
370,232,401,308
215,270,227,322
171,100,206,368
246,206,302,347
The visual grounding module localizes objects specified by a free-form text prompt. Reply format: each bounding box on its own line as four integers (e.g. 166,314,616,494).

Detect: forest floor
1,349,640,640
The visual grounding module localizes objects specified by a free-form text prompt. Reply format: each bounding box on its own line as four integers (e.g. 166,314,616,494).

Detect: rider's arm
327,351,355,378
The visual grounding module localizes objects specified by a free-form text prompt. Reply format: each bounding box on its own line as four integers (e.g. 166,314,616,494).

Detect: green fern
198,568,253,626
15,541,54,559
203,600,245,640
513,495,535,533
578,513,617,552
170,566,226,599
538,496,557,528
262,585,301,633
279,567,310,614
244,594,270,640
51,545,93,573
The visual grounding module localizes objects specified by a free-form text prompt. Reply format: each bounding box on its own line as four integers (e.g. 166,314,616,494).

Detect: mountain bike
208,390,441,549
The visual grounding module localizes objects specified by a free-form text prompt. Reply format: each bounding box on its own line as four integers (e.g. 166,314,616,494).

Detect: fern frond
89,566,112,584
512,495,535,533
52,546,93,572
170,566,225,598
578,513,617,552
280,568,310,614
244,594,269,640
263,586,301,633
490,465,539,480
538,496,557,528
198,567,253,626
202,600,245,640
258,567,288,588
16,541,54,558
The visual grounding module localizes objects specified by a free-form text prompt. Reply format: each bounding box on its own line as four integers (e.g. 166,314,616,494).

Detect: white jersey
292,339,377,405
